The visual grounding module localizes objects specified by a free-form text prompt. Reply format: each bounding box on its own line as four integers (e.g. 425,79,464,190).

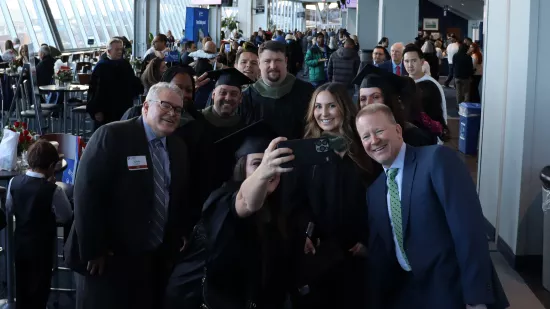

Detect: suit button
148,220,152,224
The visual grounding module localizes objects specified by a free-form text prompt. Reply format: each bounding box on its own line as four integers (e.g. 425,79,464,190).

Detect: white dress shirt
5,171,73,223
446,43,459,64
383,142,411,271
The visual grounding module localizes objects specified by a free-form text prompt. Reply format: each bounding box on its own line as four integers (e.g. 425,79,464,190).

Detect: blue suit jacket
366,145,508,309
378,60,408,76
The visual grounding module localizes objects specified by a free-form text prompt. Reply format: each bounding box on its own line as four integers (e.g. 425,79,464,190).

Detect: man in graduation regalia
240,40,315,140
176,67,254,207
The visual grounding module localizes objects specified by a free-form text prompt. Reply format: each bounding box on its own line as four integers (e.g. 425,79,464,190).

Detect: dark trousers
470,75,482,103
76,249,174,309
16,254,53,309
444,63,454,86
455,78,471,104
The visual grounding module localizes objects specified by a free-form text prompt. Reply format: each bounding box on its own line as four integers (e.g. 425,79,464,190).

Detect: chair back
41,133,81,184
77,73,91,85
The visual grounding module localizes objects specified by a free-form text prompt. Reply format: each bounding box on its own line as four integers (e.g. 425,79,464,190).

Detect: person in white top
403,44,448,143
444,35,459,87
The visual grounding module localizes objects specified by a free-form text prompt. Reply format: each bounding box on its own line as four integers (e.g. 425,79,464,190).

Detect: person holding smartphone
286,82,380,309
199,121,295,309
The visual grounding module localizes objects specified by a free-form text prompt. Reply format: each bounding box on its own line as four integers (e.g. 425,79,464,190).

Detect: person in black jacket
36,45,56,86
452,43,474,104
86,38,143,130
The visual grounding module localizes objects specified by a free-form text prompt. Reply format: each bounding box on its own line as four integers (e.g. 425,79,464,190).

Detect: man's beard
267,70,281,83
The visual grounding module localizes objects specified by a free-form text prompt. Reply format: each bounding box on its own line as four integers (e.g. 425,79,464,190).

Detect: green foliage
221,15,243,34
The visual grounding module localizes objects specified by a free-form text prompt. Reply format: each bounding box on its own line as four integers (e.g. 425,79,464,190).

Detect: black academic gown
285,153,377,308
175,111,246,208
201,183,290,309
240,78,314,140
403,122,437,147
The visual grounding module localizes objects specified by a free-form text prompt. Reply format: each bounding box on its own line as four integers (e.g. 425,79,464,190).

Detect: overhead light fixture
443,5,449,16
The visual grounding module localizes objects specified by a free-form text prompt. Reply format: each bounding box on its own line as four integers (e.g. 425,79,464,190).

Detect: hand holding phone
256,137,295,181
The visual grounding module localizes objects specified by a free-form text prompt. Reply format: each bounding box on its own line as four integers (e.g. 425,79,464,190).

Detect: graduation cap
206,67,254,88
351,64,410,94
215,120,279,160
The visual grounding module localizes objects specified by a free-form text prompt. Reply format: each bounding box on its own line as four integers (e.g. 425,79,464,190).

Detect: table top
39,85,89,92
0,159,68,180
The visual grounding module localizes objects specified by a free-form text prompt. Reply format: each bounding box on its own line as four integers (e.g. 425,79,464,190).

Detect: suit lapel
401,145,417,238
371,174,394,252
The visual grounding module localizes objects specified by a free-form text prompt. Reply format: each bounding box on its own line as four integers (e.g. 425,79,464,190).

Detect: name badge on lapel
127,156,148,170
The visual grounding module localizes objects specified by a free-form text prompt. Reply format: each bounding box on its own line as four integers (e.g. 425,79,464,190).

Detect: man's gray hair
39,45,51,57
107,38,123,50
356,103,397,125
391,42,405,52
145,82,184,103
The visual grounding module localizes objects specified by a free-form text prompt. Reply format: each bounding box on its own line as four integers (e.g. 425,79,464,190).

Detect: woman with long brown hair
288,82,378,309
141,57,167,95
469,42,483,102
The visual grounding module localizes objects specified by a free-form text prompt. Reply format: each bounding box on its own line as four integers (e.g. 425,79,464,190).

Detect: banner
185,8,210,43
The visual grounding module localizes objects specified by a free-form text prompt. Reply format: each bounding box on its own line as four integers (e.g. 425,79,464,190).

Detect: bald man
204,41,217,54
379,42,408,76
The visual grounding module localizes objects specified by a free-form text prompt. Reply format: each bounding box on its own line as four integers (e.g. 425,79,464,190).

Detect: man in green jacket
305,33,328,88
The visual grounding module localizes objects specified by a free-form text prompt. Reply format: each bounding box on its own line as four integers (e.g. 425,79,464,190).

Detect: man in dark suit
355,103,508,309
378,42,409,76
36,45,55,86
69,82,197,309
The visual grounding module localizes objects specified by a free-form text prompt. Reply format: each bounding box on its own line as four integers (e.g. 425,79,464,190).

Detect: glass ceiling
0,0,194,52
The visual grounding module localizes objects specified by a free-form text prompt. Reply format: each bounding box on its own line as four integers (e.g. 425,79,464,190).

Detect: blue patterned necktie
387,168,410,268
149,139,166,249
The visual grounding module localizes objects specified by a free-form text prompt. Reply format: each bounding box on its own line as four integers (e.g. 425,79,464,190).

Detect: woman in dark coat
201,122,295,309
286,83,379,309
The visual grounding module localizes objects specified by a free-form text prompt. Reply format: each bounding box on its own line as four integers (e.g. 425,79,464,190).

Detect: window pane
104,0,125,36
96,0,116,38
6,1,32,46
73,0,99,47
0,9,11,49
83,0,108,46
22,0,50,46
113,0,133,39
46,0,75,49
60,0,86,48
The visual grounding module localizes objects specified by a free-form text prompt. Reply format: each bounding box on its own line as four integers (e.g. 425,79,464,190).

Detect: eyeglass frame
149,100,184,115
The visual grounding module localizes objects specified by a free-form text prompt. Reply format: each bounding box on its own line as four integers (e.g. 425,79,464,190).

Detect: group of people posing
61,36,510,309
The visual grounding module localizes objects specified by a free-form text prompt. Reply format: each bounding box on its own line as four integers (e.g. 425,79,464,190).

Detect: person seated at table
5,140,72,309
36,45,56,87
141,57,167,95
87,37,143,130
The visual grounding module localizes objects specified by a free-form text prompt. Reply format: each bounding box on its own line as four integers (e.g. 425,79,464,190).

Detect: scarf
202,106,241,128
252,74,296,99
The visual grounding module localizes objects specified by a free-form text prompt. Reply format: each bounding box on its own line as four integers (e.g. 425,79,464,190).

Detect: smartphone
277,138,333,168
224,43,231,53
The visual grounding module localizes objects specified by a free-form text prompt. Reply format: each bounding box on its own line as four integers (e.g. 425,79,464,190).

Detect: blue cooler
458,103,482,155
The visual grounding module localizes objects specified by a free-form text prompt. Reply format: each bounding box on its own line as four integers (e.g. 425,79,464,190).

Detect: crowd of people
2,25,503,309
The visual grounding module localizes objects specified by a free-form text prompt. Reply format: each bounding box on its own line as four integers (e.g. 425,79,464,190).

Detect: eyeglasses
152,100,184,115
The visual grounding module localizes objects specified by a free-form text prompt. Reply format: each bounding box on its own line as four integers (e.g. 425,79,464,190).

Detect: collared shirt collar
142,118,167,148
26,170,46,178
383,142,407,173
392,60,402,69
